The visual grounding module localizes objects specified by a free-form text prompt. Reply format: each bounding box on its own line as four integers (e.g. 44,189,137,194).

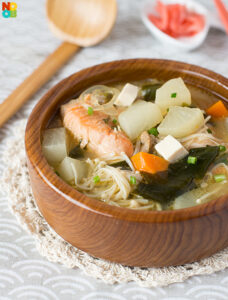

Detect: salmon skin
61,99,134,157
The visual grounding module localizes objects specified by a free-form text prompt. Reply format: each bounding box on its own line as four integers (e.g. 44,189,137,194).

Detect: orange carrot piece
131,152,169,174
206,100,228,118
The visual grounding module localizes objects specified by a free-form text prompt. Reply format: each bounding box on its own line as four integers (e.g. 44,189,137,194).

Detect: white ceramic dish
141,0,211,51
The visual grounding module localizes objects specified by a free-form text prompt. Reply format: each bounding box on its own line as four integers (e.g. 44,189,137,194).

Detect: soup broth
42,78,228,210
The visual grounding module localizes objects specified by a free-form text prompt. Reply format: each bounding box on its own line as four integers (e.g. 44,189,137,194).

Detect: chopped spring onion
93,175,100,183
88,107,94,115
112,119,117,124
214,174,227,183
130,176,137,185
171,92,177,98
207,128,212,134
187,156,197,165
219,145,226,152
148,127,159,136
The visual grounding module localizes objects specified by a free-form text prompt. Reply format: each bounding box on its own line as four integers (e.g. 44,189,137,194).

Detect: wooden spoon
0,0,117,127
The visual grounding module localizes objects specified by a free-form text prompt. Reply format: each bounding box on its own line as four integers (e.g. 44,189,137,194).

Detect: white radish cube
57,157,88,184
157,106,204,138
118,100,163,140
155,78,191,115
155,135,188,163
115,83,139,106
42,128,69,166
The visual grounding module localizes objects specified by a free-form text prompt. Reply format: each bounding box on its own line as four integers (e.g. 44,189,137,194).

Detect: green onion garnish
93,175,100,183
207,129,212,134
130,176,137,185
148,127,159,136
187,156,197,165
171,92,177,98
219,145,226,152
182,102,189,107
112,119,117,124
88,107,93,115
214,174,227,183
167,108,169,112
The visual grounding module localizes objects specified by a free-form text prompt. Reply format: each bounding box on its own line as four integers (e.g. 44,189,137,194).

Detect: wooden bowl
25,59,228,267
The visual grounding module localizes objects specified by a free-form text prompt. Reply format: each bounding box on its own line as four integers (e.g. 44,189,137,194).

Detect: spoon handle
0,42,79,127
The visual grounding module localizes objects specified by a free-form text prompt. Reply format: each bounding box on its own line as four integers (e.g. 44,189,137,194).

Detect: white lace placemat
2,118,228,288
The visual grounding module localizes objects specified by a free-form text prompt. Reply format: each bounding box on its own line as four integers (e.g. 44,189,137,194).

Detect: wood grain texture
0,0,117,128
0,42,78,128
46,0,117,47
25,59,228,267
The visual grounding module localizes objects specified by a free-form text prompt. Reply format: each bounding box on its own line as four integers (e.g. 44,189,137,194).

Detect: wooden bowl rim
25,58,228,223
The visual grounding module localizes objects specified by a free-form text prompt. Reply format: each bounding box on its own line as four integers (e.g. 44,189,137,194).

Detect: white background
0,0,228,299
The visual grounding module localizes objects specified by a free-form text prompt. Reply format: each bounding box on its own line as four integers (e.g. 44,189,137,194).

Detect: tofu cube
155,135,188,163
115,83,139,106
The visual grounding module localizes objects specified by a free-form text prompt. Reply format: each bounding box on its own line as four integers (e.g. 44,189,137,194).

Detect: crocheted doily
2,119,228,288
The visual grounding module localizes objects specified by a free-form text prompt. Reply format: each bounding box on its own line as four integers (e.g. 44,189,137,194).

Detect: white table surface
0,0,228,299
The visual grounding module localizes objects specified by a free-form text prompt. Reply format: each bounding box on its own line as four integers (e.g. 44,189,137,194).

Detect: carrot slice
206,100,228,118
131,152,169,174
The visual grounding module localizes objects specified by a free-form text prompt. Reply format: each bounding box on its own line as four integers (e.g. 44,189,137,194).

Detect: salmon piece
61,100,134,157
